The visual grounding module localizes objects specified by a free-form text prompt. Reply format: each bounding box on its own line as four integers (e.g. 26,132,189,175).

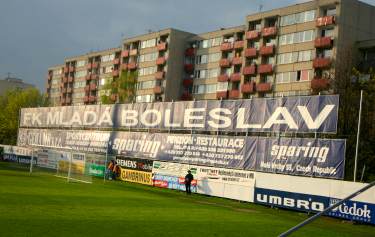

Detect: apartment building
121,28,194,103
183,0,375,100
46,0,375,105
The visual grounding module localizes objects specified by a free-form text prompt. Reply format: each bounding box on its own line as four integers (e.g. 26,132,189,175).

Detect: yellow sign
119,168,152,185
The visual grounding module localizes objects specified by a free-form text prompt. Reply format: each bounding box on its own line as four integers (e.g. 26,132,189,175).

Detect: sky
1,0,375,91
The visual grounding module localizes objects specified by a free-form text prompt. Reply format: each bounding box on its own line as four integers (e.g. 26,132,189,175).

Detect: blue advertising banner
19,95,339,133
17,128,346,179
254,188,375,225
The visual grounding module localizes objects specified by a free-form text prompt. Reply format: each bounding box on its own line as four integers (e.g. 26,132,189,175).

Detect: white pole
29,148,34,174
67,152,72,182
354,90,363,182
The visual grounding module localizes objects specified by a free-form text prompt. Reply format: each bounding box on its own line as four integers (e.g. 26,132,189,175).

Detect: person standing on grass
185,170,194,195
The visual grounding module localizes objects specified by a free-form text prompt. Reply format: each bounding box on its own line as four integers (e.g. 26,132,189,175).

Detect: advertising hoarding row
19,95,339,133
117,157,153,185
17,128,346,179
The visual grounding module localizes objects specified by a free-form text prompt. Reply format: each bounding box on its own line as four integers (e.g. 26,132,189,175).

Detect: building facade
0,77,34,95
46,0,375,106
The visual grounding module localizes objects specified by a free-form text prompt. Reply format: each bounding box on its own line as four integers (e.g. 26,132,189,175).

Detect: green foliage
0,88,47,145
101,69,137,104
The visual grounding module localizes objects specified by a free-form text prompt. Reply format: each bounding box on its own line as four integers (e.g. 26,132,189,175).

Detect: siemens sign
254,188,375,225
19,95,339,133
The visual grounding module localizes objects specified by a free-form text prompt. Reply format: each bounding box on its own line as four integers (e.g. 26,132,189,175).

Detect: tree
330,48,375,181
101,69,137,104
0,88,47,145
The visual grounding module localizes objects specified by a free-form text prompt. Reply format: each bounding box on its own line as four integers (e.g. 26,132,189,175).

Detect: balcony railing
68,76,74,83
220,42,233,51
90,83,97,91
259,45,275,56
243,65,256,75
313,57,332,68
241,81,256,93
113,58,120,65
85,75,91,81
233,40,244,49
157,42,167,51
91,74,98,80
84,85,90,92
156,57,166,65
181,91,192,101
311,77,330,91
232,57,243,65
230,73,241,82
121,50,129,58
258,64,273,74
129,49,138,56
69,66,75,72
185,48,195,57
316,16,335,27
262,27,277,37
127,62,137,70
315,37,333,48
229,90,240,99
184,64,194,73
153,86,163,94
92,62,99,68
84,96,89,103
218,74,229,82
112,70,119,77
183,78,193,87
256,82,272,92
67,87,73,93
244,48,257,58
216,91,228,99
155,71,165,80
246,30,260,40
219,58,231,67
89,96,97,103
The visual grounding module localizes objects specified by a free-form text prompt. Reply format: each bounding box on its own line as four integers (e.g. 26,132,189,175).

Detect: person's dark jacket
185,173,194,184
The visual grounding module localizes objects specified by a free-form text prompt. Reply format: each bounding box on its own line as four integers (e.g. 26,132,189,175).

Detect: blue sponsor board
3,154,37,165
254,187,375,225
153,174,197,192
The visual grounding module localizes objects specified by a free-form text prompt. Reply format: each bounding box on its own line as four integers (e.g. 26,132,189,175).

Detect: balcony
153,86,163,94
129,49,138,56
85,75,91,81
157,42,167,51
243,65,256,75
259,45,275,56
67,87,73,93
89,96,97,103
155,71,165,80
66,97,72,104
156,57,166,65
92,62,99,68
234,40,244,49
232,57,242,65
219,58,231,67
113,58,120,65
258,64,273,74
110,94,118,102
315,37,333,48
86,63,92,70
84,96,89,103
229,90,240,99
316,16,335,27
121,63,128,70
69,66,75,72
90,83,97,91
91,74,98,80
256,82,272,93
112,70,119,77
216,91,228,99
220,42,233,51
181,91,192,101
61,88,67,93
185,48,195,57
183,78,193,87
241,81,256,94
230,73,241,82
121,50,130,58
262,27,277,37
311,77,330,91
246,30,260,40
68,76,74,83
218,74,229,82
84,85,90,92
313,57,332,68
47,74,52,81
63,77,68,83
184,64,194,73
244,48,257,58
127,62,137,70
64,67,69,73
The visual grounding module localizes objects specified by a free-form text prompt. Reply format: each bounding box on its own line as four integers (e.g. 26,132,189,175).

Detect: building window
101,54,115,63
73,81,86,88
280,10,316,26
194,69,207,79
277,50,314,65
207,68,220,78
139,52,158,63
276,70,313,84
196,55,208,65
141,39,157,49
75,70,87,78
136,94,154,103
76,60,86,67
101,66,113,74
279,30,315,45
208,53,221,63
136,80,158,90
139,66,157,76
192,83,217,94
216,82,228,92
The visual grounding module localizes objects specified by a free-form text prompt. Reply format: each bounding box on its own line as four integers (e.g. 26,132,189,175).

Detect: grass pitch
0,162,374,237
